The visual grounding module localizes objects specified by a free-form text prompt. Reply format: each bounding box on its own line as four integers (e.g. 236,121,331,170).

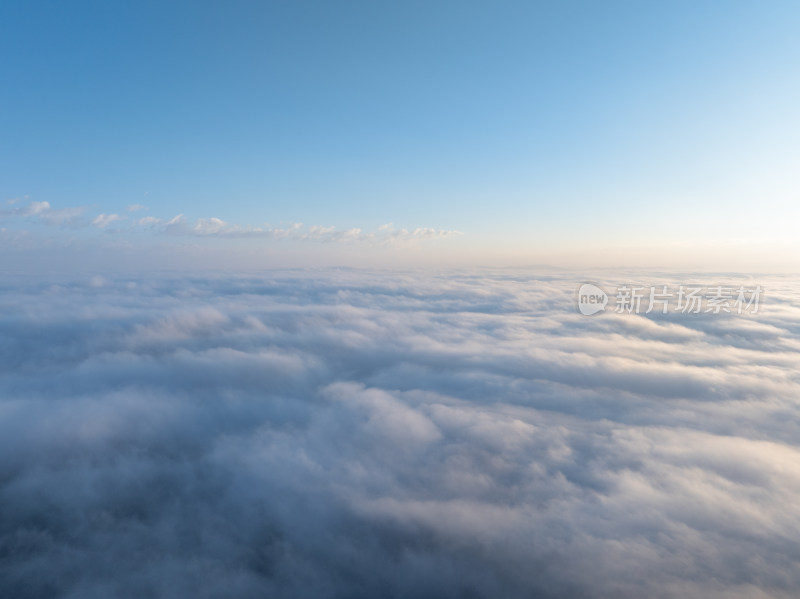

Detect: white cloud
1,270,799,597
0,201,461,252
0,199,50,217
0,199,87,226
156,215,459,244
192,216,228,235
22,200,50,215
370,222,463,244
91,213,123,228
38,205,87,225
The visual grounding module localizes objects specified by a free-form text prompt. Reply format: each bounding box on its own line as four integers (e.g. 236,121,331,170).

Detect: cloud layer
1,270,799,598
2,199,461,245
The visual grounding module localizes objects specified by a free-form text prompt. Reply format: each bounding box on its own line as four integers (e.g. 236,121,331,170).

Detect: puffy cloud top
0,270,798,598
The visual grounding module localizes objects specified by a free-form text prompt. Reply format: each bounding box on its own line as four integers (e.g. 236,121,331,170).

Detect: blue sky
2,1,799,269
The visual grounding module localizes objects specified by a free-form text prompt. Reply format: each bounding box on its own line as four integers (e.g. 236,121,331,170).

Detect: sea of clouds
1,269,799,598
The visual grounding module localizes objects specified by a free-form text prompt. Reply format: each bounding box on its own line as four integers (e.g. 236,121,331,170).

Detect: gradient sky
2,1,799,270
